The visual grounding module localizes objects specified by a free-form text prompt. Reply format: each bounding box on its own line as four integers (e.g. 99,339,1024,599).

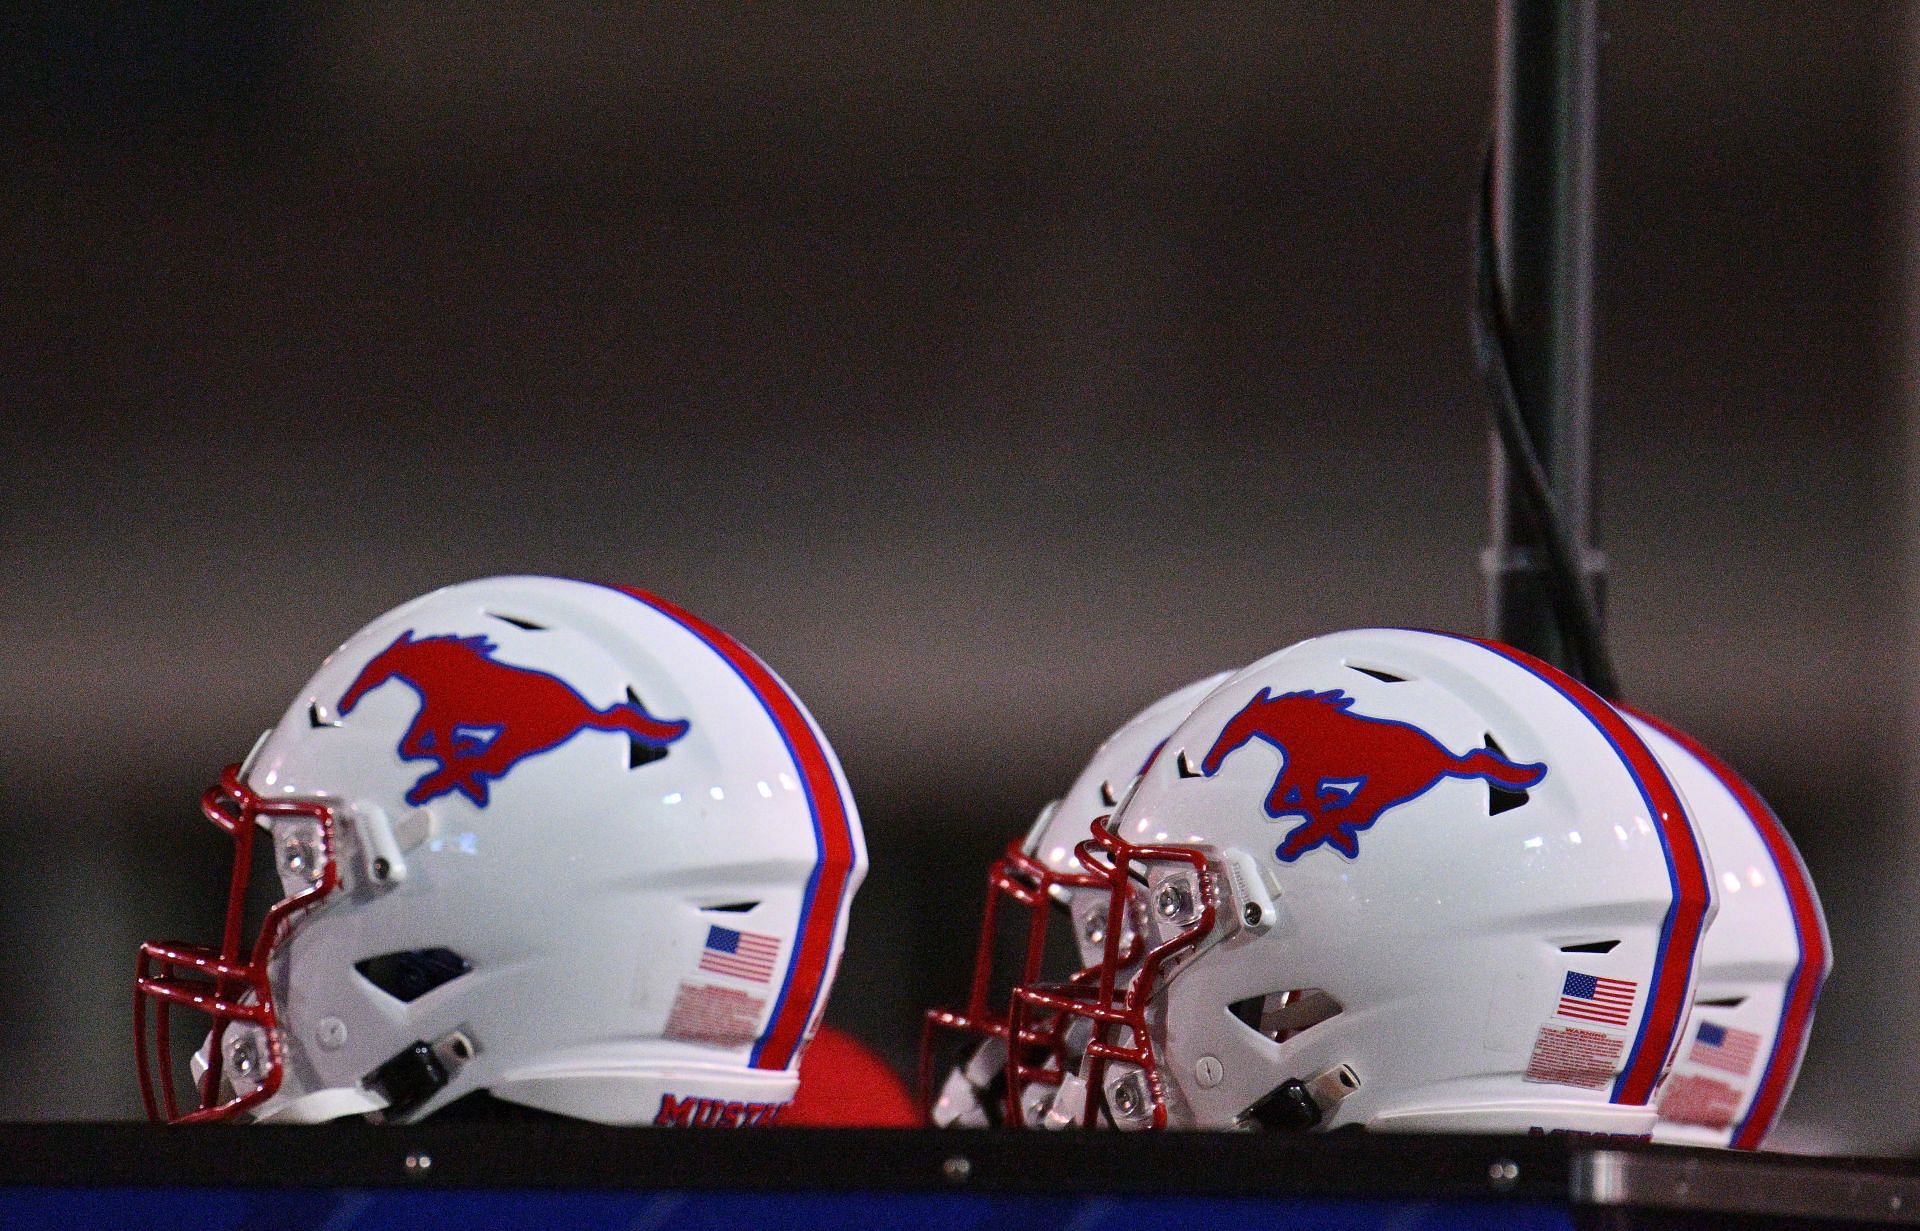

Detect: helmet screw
316,1016,348,1051
1488,1159,1520,1191
404,1152,433,1177
941,1156,972,1185
1155,879,1195,923
372,857,392,881
228,1036,260,1080
1243,902,1262,926
1081,911,1106,946
1194,1055,1225,1089
1109,1072,1149,1119
278,824,326,887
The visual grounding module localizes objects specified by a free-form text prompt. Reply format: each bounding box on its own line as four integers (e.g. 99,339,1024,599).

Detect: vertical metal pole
1850,0,1920,1154
1484,0,1607,667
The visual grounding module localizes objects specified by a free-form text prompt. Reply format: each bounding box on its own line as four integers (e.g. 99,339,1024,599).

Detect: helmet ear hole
355,949,473,1003
1226,989,1343,1045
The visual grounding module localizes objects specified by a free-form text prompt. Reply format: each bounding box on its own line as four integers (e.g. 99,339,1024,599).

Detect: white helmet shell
1018,629,1717,1136
1024,672,1238,967
136,576,865,1126
1627,709,1831,1149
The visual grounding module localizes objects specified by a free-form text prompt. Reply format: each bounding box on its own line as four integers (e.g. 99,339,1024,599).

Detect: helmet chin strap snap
1244,1078,1320,1131
1243,1064,1360,1132
365,1028,476,1123
366,1043,448,1123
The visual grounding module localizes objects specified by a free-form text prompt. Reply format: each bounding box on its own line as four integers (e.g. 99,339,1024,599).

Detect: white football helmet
135,576,866,1125
1010,629,1717,1135
925,672,1233,1127
1625,708,1831,1149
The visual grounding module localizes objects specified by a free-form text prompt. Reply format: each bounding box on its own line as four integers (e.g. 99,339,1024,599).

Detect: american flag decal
1688,1020,1762,1077
1556,970,1637,1027
698,925,781,983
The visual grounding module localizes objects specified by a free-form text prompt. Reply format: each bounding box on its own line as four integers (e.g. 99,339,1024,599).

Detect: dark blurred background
0,2,1905,1150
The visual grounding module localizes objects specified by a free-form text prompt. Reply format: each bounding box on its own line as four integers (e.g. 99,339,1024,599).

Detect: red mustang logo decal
1201,688,1547,861
338,630,690,806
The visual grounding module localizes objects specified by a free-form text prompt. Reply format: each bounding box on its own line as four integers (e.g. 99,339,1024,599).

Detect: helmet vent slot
355,948,473,1003
1488,784,1529,815
1226,988,1342,1045
701,901,760,914
1099,781,1119,807
1176,750,1202,779
1348,665,1407,683
1697,995,1747,1008
307,701,341,729
1559,939,1620,954
625,687,672,767
1483,734,1530,815
487,612,547,631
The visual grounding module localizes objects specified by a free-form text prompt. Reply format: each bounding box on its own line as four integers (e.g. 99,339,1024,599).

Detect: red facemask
134,763,341,1123
918,824,1152,1126
1004,819,1222,1130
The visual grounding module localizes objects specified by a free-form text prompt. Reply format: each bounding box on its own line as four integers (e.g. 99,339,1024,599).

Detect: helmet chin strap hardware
365,1027,474,1122
1243,1064,1360,1132
1041,1071,1091,1129
1245,1078,1321,1131
366,1042,447,1122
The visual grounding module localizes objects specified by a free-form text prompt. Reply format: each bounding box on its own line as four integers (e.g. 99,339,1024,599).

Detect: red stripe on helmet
609,587,858,1072
1628,709,1828,1149
1460,637,1713,1106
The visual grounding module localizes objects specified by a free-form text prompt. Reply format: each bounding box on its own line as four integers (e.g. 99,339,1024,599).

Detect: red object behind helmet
785,1027,920,1127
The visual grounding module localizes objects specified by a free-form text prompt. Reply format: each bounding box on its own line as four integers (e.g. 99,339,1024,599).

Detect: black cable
1473,149,1621,699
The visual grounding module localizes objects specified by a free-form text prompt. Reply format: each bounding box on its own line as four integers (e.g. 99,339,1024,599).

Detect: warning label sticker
663,982,766,1048
1657,1072,1744,1130
1523,1023,1626,1089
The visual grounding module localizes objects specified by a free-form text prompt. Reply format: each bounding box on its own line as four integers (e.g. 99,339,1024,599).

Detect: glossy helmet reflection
135,576,865,1125
923,672,1233,1127
1624,709,1830,1149
1009,629,1717,1134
